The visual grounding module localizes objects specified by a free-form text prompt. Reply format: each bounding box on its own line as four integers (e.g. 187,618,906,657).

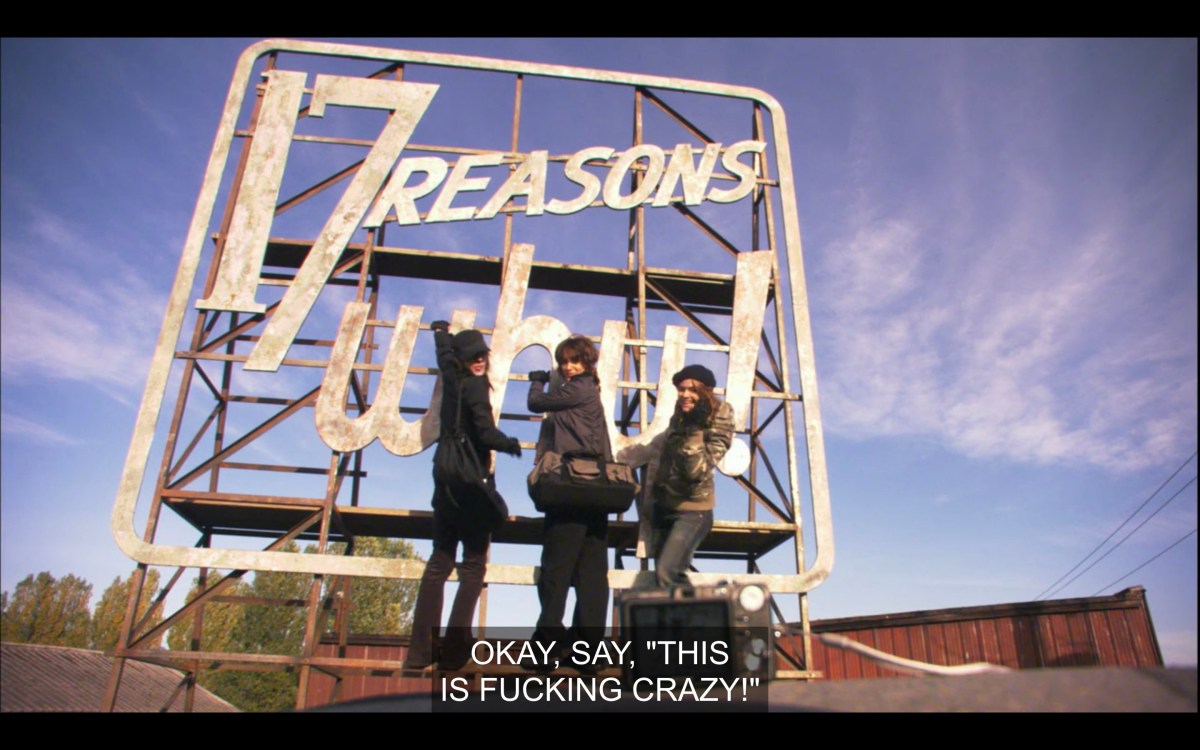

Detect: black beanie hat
452,329,490,362
672,364,716,389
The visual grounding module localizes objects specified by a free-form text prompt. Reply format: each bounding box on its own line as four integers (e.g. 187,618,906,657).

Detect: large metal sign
111,39,833,595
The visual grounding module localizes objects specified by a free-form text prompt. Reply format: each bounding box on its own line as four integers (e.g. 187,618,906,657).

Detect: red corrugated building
304,586,1163,705
793,586,1163,680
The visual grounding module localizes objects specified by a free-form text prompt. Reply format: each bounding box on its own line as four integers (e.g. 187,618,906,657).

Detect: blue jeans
651,507,713,587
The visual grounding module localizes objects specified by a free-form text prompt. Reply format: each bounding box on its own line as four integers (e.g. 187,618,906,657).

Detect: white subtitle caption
441,675,760,703
437,639,761,703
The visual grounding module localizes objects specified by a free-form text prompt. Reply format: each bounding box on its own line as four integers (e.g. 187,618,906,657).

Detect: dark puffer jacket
527,372,609,460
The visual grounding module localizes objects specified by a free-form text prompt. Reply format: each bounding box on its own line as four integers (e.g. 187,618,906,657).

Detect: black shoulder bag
526,428,639,514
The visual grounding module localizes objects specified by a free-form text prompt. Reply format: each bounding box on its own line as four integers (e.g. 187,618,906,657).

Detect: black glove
501,438,523,458
430,320,450,333
528,369,551,383
686,398,713,426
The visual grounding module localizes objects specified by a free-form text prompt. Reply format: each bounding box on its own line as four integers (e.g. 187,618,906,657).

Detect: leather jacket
649,401,734,512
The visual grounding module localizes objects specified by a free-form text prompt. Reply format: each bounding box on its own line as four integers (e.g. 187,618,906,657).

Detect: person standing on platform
405,320,522,671
527,335,611,665
625,364,734,587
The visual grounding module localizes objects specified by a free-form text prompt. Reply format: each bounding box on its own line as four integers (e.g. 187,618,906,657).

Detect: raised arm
433,325,458,378
527,377,592,414
616,429,667,468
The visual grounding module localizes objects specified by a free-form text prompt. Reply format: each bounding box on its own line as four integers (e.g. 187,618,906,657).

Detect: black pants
406,486,491,668
533,508,609,652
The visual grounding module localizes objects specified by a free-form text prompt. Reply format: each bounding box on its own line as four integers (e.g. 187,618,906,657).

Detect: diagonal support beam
639,87,715,144
166,386,320,491
125,512,322,650
644,276,780,392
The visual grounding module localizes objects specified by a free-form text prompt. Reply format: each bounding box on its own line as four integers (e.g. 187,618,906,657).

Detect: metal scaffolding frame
105,40,833,710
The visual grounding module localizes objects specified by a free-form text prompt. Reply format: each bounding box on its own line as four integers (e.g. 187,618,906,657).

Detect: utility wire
1034,449,1198,600
1091,528,1197,597
1043,474,1196,600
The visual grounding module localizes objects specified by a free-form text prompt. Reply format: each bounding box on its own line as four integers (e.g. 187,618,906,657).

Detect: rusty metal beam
671,202,741,257
747,438,793,518
197,307,270,353
219,461,364,477
127,564,185,645
191,359,225,400
166,402,222,483
758,325,784,392
751,401,785,438
123,512,322,651
639,86,715,144
166,386,320,491
643,275,781,393
276,159,363,216
731,474,793,524
158,673,191,713
161,488,328,506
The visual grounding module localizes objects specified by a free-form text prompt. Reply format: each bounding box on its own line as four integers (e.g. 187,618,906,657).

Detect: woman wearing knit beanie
647,364,734,586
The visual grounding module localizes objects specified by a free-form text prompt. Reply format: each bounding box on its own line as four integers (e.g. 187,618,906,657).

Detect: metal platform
163,494,799,557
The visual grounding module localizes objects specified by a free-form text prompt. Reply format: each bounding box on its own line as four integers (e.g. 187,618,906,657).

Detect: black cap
452,329,489,362
672,364,716,389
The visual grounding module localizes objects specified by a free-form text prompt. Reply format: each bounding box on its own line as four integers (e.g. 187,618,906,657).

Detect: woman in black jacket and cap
526,335,610,665
405,321,522,671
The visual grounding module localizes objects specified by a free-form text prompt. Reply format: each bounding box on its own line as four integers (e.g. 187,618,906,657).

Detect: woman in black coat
405,321,522,671
527,335,611,664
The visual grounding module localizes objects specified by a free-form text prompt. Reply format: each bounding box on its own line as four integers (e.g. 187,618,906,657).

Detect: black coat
528,372,609,460
435,329,512,463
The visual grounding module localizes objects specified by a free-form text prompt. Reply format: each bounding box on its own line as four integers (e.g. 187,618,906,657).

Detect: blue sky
2,38,1196,666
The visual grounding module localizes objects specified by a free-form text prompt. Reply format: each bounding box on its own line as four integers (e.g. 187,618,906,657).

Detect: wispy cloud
812,41,1198,474
1,202,167,401
0,412,81,445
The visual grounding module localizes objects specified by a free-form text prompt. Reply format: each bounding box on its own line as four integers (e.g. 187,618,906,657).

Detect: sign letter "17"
195,71,439,372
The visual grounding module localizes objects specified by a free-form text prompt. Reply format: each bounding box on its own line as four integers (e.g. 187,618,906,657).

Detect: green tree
166,577,246,655
228,546,311,711
0,572,92,648
165,543,310,712
90,568,163,651
324,536,420,636
163,538,422,711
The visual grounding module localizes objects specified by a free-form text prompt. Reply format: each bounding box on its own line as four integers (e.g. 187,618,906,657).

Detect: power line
1043,474,1196,600
1091,528,1197,597
1034,449,1197,600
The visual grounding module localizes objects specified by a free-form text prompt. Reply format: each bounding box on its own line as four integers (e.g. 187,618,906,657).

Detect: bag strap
561,450,609,475
443,375,466,438
448,377,489,475
452,377,465,435
561,450,603,460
